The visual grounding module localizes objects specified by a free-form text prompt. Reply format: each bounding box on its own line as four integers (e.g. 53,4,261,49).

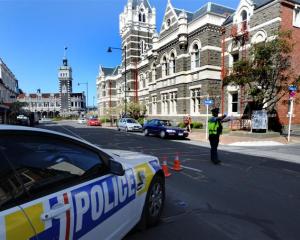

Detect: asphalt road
39,121,300,240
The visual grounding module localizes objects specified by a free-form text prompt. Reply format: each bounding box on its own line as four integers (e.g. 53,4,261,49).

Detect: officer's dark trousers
209,134,220,163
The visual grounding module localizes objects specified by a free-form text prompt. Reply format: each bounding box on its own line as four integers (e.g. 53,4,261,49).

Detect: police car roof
0,124,93,146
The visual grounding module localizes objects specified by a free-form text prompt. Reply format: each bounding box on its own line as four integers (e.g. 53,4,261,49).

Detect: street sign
290,91,296,98
288,85,297,91
204,99,213,105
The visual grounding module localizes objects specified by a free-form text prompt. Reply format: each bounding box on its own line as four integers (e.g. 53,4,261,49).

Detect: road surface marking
181,165,203,173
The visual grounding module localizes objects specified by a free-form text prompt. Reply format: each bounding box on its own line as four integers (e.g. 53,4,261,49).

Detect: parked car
143,119,189,139
87,117,101,126
0,125,165,240
16,115,30,126
117,118,143,132
77,117,87,124
39,117,53,124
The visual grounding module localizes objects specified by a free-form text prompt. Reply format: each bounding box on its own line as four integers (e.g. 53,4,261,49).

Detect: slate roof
132,0,152,12
102,67,115,76
173,2,234,23
101,66,120,77
111,66,120,76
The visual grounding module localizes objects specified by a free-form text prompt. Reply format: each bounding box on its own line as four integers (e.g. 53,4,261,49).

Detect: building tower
119,0,156,101
58,47,73,115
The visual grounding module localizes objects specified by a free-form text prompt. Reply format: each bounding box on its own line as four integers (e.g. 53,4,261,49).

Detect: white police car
0,125,165,240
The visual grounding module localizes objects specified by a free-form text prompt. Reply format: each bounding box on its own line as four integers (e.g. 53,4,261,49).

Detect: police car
0,125,165,240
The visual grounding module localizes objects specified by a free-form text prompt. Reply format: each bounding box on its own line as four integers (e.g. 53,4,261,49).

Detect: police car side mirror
109,160,125,176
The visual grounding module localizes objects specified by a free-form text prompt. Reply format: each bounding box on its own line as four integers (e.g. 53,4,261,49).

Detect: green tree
224,30,300,111
127,101,147,119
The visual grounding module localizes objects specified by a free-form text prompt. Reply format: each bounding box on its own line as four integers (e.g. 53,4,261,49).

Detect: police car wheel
142,174,165,227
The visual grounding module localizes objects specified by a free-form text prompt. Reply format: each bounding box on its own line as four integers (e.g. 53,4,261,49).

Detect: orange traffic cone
171,152,182,171
161,156,171,177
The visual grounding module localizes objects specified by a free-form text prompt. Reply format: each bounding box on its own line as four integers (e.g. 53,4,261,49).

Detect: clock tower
58,48,73,114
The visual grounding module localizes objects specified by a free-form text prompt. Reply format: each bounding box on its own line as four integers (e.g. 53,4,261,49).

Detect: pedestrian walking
184,115,192,133
208,108,227,164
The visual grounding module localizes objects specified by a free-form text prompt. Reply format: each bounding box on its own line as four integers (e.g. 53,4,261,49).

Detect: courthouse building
18,56,86,118
97,0,300,128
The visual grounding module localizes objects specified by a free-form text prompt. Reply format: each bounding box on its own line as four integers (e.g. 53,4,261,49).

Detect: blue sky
0,0,239,106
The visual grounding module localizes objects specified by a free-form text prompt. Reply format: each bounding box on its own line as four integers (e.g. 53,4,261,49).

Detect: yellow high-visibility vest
208,119,220,135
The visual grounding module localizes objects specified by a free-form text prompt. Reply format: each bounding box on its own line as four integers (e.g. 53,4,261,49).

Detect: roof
132,0,152,12
71,93,84,97
17,94,26,98
0,124,93,145
102,67,115,76
42,93,50,98
101,66,120,77
173,2,234,23
223,14,234,25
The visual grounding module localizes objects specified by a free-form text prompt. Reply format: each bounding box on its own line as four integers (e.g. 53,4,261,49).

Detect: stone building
97,0,234,123
97,0,300,128
18,56,86,118
0,58,19,123
222,0,300,129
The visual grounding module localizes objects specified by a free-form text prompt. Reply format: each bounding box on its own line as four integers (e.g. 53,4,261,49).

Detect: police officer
208,108,227,164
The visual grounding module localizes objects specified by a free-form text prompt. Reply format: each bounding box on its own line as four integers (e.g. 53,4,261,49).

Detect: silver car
117,118,143,132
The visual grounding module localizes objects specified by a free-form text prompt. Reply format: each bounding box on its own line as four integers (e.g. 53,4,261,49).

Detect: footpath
187,130,300,146
186,130,300,164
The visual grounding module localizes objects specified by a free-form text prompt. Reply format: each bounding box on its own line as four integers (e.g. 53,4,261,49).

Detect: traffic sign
288,85,297,91
204,99,213,105
290,91,296,98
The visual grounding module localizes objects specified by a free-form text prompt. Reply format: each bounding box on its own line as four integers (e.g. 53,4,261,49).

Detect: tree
127,101,147,119
224,30,300,111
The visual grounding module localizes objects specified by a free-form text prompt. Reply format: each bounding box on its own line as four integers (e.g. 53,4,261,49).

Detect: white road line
59,125,87,141
181,165,203,173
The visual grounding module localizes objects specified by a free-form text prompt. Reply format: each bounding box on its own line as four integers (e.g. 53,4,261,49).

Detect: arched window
191,43,200,69
241,10,247,21
139,74,144,89
241,10,248,31
252,30,267,45
152,63,157,81
169,52,176,74
167,19,171,27
162,56,169,77
143,14,146,22
140,40,145,54
139,13,142,22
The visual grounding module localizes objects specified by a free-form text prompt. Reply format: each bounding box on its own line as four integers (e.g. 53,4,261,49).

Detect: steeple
63,46,68,66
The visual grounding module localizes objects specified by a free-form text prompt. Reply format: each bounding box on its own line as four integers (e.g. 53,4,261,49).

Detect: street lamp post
78,82,88,113
107,46,127,116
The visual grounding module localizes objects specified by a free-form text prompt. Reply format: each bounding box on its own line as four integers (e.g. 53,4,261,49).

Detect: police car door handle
41,204,71,221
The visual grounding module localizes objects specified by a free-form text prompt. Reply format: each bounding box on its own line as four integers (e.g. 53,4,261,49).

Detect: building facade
97,0,300,128
222,0,300,129
97,0,234,122
0,58,19,123
18,56,86,117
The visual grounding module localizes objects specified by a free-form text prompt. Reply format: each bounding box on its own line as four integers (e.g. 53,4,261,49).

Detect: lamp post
78,82,88,113
107,46,127,116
